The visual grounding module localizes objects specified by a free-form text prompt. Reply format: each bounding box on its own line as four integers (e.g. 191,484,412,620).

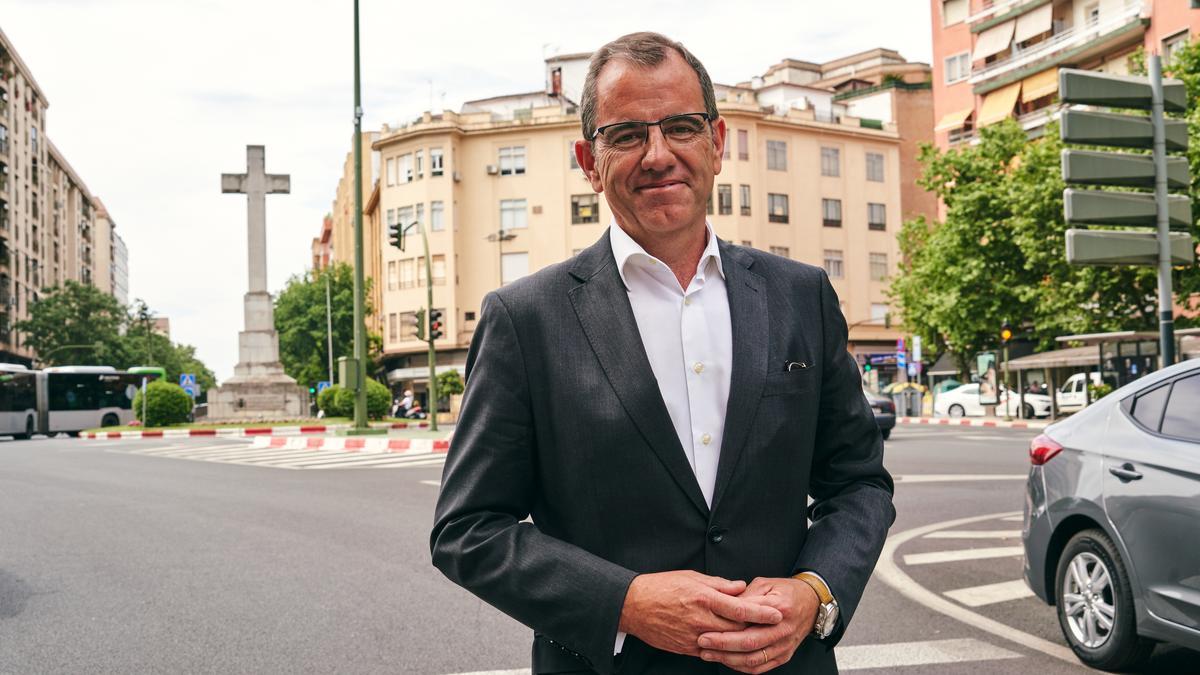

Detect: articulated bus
0,365,148,438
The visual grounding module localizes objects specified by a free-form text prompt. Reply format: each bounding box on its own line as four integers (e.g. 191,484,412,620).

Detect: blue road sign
317,380,331,393
182,384,198,398
180,373,196,387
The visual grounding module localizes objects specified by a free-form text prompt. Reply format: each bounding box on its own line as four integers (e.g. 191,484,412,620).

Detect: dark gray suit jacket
431,232,895,674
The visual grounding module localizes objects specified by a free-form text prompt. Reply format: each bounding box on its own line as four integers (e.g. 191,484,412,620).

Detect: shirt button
701,433,712,445
684,297,692,306
693,362,704,374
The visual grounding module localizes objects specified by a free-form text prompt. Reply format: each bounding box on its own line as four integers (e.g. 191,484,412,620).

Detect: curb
83,421,431,440
897,417,1049,430
249,436,451,454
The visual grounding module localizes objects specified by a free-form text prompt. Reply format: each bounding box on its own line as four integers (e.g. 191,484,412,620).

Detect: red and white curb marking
898,417,1048,430
83,421,430,440
249,435,450,454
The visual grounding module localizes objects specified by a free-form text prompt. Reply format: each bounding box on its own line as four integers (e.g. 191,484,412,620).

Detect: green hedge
132,381,193,427
317,380,391,419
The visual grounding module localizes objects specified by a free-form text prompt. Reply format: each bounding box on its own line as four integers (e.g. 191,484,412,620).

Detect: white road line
925,530,1022,539
420,480,442,487
839,638,1021,670
944,580,1036,607
873,510,1077,663
442,670,529,675
145,444,255,457
176,448,325,461
120,445,188,454
225,451,354,464
281,453,445,469
894,474,1026,483
903,546,1025,565
1001,514,1024,522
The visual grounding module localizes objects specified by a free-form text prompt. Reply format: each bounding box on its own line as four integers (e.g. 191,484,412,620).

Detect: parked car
1022,358,1200,670
932,382,1051,418
1055,372,1103,413
863,389,895,440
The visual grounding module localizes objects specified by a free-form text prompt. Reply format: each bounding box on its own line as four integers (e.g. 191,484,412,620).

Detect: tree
274,262,382,391
120,302,217,394
15,281,127,366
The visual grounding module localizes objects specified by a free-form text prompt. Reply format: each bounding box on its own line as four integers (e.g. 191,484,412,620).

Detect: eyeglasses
590,112,713,150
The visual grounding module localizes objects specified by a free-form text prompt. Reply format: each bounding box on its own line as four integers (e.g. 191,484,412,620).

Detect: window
739,185,751,216
769,246,790,257
868,203,887,231
432,254,447,285
501,252,529,285
1085,2,1100,27
399,258,416,288
430,148,444,177
415,203,425,228
386,158,395,186
397,311,415,340
822,198,842,228
718,184,732,215
568,141,580,170
944,52,970,84
415,150,424,179
737,130,749,160
722,135,730,160
500,199,528,230
430,201,445,231
397,205,414,228
387,261,397,291
866,152,884,182
741,240,753,248
1161,374,1200,441
400,154,413,182
768,193,789,223
572,194,599,224
1131,383,1170,431
388,313,398,343
869,253,888,281
871,303,889,323
499,146,526,175
820,147,840,177
767,140,787,171
823,249,844,279
942,0,968,26
1164,30,1190,64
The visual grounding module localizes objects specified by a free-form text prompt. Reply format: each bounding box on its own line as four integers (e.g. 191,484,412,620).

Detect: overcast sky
4,0,933,381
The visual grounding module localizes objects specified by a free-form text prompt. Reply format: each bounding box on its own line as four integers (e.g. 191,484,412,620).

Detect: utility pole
350,0,369,431
420,224,439,432
1150,55,1176,367
325,270,334,385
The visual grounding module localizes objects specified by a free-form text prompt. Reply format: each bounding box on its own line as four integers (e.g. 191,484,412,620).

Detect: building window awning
973,20,1016,61
935,107,974,131
977,81,1022,127
1021,67,1058,102
1014,2,1053,44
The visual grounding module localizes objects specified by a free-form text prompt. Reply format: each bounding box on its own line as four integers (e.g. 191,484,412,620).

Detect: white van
1055,372,1102,413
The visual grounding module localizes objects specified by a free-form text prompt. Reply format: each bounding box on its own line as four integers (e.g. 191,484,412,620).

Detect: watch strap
793,572,834,605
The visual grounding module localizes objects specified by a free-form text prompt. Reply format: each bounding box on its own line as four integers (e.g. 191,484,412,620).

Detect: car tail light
1029,434,1063,465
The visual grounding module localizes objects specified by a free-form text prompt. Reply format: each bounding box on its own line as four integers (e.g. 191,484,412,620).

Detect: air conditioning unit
452,171,462,183
485,164,499,175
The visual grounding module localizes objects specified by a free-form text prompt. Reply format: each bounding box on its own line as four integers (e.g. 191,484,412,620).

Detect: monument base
207,377,308,420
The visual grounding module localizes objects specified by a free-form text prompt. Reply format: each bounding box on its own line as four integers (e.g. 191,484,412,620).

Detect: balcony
970,2,1145,87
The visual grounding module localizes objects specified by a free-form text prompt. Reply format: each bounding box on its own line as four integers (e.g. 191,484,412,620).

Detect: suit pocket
763,368,817,397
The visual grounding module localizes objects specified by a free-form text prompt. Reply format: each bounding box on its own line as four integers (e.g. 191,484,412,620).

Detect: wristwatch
793,572,840,639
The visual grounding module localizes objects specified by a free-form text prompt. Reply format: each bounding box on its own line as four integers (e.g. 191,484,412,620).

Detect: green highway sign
1063,188,1192,229
1062,149,1190,189
1061,110,1188,151
1059,68,1187,112
1067,229,1195,266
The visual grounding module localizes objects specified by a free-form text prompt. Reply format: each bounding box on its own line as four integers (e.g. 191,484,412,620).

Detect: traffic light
414,307,426,341
308,385,316,395
429,308,444,340
863,363,873,373
388,221,404,249
1000,321,1013,344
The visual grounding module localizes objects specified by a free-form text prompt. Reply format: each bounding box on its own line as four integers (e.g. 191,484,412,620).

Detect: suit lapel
710,242,768,513
568,233,710,518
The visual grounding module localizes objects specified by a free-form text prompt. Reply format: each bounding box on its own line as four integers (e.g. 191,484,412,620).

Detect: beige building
327,131,381,334
360,50,927,396
1,27,127,364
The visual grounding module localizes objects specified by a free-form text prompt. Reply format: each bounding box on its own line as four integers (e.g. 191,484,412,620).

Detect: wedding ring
761,648,769,665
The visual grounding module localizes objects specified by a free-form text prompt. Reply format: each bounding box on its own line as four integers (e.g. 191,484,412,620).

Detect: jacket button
708,526,724,544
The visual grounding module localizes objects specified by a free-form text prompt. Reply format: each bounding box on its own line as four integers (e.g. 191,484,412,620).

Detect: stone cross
222,145,290,293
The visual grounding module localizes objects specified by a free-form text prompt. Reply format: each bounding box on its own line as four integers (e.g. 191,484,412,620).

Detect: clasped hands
618,570,821,674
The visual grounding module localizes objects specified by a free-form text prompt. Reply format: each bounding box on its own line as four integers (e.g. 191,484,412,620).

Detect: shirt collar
609,220,725,291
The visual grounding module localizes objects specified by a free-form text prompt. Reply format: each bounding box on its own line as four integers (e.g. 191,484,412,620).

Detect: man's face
575,52,726,241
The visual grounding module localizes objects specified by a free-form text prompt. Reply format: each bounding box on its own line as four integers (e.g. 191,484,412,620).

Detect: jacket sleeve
430,291,637,674
791,271,896,645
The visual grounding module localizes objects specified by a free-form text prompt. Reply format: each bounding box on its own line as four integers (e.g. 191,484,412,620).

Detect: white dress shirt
609,222,733,655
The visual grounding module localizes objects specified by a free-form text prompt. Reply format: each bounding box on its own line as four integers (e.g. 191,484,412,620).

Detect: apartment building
327,132,382,334
0,27,127,364
931,0,1199,148
311,214,332,271
359,49,931,395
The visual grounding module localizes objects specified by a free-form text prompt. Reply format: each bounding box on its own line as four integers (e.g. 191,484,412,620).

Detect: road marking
442,670,529,675
839,638,1021,670
944,580,1036,607
420,480,442,487
1001,514,1024,522
894,474,1025,483
904,546,1025,565
298,455,447,469
925,530,1022,539
874,510,1077,663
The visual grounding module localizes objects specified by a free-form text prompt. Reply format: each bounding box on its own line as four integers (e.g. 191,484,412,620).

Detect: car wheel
949,404,965,418
880,428,891,440
1054,529,1154,671
1022,403,1035,420
13,415,33,440
101,413,120,428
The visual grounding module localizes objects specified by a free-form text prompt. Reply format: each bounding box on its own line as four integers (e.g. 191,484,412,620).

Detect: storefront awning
1014,3,1053,44
974,20,1016,61
977,81,1022,127
1021,67,1058,102
935,107,974,132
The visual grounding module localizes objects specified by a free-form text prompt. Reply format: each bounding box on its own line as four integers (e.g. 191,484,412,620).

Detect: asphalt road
0,428,1195,674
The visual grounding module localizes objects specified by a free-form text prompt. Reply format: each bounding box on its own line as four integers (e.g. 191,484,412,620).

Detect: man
431,32,894,674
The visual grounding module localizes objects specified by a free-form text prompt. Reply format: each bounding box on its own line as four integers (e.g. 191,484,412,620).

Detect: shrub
333,386,356,418
318,381,391,419
366,379,390,419
317,384,341,416
437,369,465,397
132,381,193,427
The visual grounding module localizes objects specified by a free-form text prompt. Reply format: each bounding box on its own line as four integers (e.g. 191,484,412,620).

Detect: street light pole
351,0,368,430
1150,54,1176,368
325,270,334,385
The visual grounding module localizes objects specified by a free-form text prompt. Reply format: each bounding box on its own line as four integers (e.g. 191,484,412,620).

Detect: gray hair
580,32,719,141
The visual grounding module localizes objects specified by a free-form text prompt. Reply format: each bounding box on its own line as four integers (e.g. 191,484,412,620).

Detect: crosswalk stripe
903,546,1025,566
1001,514,1024,522
838,638,1021,670
149,445,258,457
420,480,442,487
122,445,188,454
173,447,324,461
924,530,1022,539
944,580,1035,607
277,453,445,469
297,455,446,469
90,440,444,471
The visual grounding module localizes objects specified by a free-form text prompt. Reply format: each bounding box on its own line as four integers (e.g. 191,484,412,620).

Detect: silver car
1022,358,1200,671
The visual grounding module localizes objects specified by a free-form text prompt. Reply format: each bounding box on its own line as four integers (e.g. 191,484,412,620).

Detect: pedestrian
431,31,894,675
